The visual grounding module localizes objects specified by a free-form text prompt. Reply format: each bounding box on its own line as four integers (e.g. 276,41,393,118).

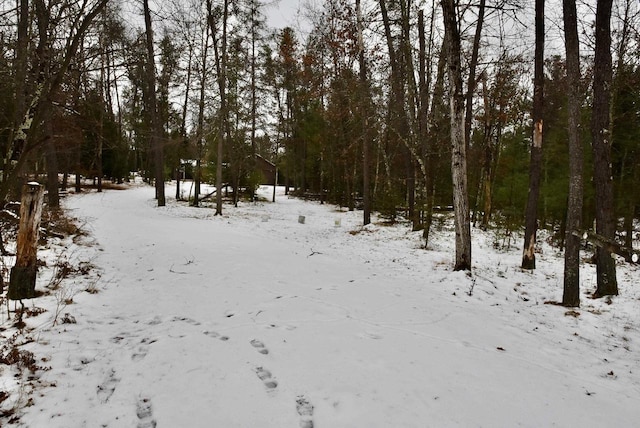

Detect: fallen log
572,230,639,264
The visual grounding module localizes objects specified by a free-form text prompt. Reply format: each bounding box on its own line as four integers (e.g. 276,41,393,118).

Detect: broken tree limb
572,230,639,264
8,183,45,300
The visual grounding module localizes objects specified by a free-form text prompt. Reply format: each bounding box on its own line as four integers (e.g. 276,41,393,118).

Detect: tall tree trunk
179,41,194,201
143,0,165,206
193,22,210,208
613,1,633,259
423,17,443,246
45,119,59,209
380,0,411,215
464,0,486,151
522,0,545,269
250,5,258,202
418,9,430,233
562,0,583,307
208,0,230,216
357,0,371,225
591,0,618,297
441,0,472,271
399,0,419,228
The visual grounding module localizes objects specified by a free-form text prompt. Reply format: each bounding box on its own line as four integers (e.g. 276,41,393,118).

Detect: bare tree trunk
442,0,472,271
562,0,583,307
143,0,165,206
250,4,259,202
96,23,107,193
45,119,59,209
380,0,411,216
423,31,447,247
178,41,194,201
478,71,492,229
522,0,545,269
208,0,230,216
193,22,210,208
418,9,430,234
591,0,618,297
357,0,371,225
464,0,486,151
613,1,633,257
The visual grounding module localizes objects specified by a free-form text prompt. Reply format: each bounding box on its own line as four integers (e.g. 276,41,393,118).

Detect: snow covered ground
2,182,639,427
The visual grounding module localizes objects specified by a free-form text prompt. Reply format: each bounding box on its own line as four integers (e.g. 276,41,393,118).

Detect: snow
2,182,640,427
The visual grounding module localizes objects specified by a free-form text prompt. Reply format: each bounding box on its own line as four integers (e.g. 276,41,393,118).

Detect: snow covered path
16,184,640,427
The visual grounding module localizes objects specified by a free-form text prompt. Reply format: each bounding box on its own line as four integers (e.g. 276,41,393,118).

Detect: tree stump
8,183,45,300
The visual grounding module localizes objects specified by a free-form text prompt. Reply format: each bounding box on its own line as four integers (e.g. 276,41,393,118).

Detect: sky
265,0,304,29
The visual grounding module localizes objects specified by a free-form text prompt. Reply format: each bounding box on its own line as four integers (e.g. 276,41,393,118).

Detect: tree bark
357,0,371,226
143,0,166,207
441,0,472,271
464,0,486,151
423,21,446,248
591,0,618,297
208,0,230,216
380,0,411,216
193,21,210,208
562,0,583,307
45,119,60,209
522,0,545,269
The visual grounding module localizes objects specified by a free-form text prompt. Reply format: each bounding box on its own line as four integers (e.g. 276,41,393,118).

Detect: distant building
256,155,276,185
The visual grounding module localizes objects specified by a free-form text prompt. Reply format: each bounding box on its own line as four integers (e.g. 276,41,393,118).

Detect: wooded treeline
1,0,638,301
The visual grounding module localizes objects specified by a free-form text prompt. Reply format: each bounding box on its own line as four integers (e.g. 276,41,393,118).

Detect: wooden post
8,182,45,300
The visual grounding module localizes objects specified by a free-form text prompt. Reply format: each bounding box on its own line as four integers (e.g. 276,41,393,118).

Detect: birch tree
441,0,471,271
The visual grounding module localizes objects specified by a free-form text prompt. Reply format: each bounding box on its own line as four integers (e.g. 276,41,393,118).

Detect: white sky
264,0,303,29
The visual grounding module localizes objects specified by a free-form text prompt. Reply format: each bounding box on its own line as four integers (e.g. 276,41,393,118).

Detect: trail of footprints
107,315,291,424
250,338,279,390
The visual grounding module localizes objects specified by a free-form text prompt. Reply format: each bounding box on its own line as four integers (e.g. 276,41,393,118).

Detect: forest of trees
1,0,638,305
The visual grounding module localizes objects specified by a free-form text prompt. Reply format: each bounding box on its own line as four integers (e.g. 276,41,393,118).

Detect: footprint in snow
111,335,125,344
250,339,269,354
132,338,158,361
359,331,383,340
171,316,201,326
203,330,230,341
296,395,314,428
255,367,278,389
96,368,119,403
267,323,297,331
147,316,162,326
136,397,157,428
131,347,147,362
